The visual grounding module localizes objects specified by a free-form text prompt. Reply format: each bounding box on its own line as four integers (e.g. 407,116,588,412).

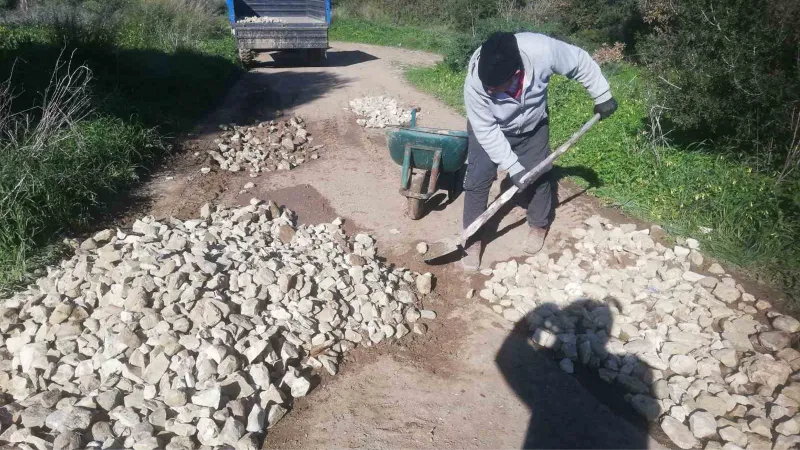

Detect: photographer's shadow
496,299,659,449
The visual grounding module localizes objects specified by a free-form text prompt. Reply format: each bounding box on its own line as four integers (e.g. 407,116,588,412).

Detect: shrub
592,42,624,65
559,0,643,49
639,0,800,177
0,57,164,283
118,0,228,52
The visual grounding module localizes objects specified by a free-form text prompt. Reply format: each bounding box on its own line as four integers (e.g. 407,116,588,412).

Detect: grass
333,16,800,303
0,1,240,290
330,16,454,53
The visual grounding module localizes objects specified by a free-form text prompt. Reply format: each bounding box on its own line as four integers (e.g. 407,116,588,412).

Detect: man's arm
548,36,612,105
464,83,525,176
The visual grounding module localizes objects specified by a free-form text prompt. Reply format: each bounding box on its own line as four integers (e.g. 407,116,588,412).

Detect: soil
131,42,679,449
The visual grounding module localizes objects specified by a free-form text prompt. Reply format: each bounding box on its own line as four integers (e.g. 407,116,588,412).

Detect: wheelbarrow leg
407,171,430,220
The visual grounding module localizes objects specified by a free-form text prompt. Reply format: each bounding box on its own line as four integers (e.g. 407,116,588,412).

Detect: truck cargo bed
227,0,330,53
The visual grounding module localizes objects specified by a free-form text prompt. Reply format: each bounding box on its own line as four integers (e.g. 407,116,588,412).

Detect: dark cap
478,32,521,87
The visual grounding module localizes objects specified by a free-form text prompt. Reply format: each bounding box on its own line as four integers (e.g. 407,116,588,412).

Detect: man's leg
461,122,498,270
514,123,553,253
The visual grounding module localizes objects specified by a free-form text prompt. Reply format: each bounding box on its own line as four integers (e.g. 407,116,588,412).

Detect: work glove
510,170,528,190
594,97,618,120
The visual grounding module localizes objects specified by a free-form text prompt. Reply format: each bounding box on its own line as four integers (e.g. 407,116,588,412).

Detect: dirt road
138,42,668,449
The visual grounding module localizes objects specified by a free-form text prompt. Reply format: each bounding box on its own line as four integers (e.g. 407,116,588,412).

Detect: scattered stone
713,284,741,303
208,117,319,173
719,426,748,447
662,416,699,449
416,273,433,294
775,416,799,436
772,315,800,333
670,355,698,376
708,263,725,274
758,331,791,352
349,96,414,128
743,355,792,388
416,242,428,254
690,410,718,439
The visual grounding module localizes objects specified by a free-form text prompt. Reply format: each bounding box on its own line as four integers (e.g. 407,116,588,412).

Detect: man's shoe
460,241,482,272
524,226,547,255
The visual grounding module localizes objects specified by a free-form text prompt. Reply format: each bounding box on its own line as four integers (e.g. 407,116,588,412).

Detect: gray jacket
464,32,612,175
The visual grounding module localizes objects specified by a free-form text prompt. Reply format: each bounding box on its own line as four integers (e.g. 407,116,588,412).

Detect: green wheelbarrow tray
385,109,468,219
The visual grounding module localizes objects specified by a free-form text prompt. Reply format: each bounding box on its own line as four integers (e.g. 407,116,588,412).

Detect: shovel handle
460,114,601,245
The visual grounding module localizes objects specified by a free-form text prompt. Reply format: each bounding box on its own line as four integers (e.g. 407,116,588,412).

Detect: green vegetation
0,0,239,288
331,14,799,302
330,17,452,53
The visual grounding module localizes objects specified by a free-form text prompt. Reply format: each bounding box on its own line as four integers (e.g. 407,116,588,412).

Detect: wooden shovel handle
460,114,601,246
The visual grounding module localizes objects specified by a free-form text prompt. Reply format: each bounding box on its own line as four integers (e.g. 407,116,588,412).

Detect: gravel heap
348,96,414,128
0,200,436,450
208,117,322,174
481,215,800,450
236,17,284,24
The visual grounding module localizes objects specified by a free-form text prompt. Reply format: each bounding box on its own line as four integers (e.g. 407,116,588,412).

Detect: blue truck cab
225,0,331,65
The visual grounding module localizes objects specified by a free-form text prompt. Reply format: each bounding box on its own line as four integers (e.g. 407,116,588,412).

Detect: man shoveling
461,31,618,271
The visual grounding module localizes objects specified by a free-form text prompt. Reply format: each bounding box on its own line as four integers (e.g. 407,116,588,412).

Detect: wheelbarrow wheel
407,171,430,220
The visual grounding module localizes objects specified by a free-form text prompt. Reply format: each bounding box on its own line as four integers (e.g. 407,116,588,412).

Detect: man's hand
594,97,618,120
510,171,528,190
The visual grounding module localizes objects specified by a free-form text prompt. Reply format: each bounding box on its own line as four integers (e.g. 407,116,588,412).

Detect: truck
225,0,331,66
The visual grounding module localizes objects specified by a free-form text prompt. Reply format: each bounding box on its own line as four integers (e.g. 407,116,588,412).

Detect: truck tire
238,48,254,68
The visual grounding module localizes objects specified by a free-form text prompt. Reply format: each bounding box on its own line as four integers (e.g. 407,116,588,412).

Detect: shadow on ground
252,49,379,68
497,300,655,449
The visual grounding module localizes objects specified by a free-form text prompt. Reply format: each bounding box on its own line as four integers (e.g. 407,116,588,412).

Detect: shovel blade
423,239,461,262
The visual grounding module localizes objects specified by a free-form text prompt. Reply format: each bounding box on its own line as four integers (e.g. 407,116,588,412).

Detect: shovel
423,113,601,263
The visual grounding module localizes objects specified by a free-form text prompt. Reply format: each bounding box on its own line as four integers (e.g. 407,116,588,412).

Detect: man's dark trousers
463,121,554,231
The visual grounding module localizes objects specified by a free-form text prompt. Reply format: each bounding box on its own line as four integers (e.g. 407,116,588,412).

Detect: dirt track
134,42,668,449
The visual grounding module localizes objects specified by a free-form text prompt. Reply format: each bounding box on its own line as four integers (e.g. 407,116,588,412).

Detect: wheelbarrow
386,109,469,220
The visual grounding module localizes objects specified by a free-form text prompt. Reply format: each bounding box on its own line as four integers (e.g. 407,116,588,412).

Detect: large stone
219,417,245,446
196,417,219,446
713,285,741,303
281,367,311,398
21,406,52,428
142,353,170,384
772,315,800,333
782,382,800,404
695,393,730,417
266,403,287,428
662,416,699,449
416,273,433,294
719,426,747,447
747,418,772,439
192,387,221,408
721,332,754,352
164,389,188,408
246,404,265,433
232,433,257,450
46,407,93,432
165,436,197,450
670,355,698,375
774,435,800,450
631,394,661,421
775,416,800,436
91,422,114,442
743,355,792,388
711,349,739,368
53,431,82,450
758,331,791,352
690,410,717,439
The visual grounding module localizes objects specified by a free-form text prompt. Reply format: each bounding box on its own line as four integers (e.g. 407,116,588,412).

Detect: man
461,31,618,271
